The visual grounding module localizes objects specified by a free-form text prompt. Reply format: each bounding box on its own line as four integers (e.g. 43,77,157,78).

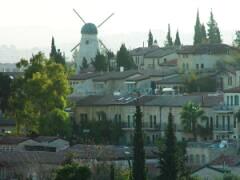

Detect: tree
165,24,173,47
54,163,91,180
201,24,207,43
116,44,136,70
8,52,71,135
0,73,12,113
50,37,65,65
132,102,146,180
81,57,89,70
194,10,203,45
50,37,57,60
174,30,181,47
234,31,240,47
159,112,178,180
207,10,222,44
180,102,205,140
92,51,107,72
148,30,153,47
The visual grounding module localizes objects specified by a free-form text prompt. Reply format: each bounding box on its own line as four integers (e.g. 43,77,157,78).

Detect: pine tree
50,37,57,59
92,51,107,72
50,37,65,65
165,24,173,47
234,31,240,47
81,58,89,70
193,10,202,45
148,30,153,47
159,112,178,180
201,24,207,43
207,10,222,44
132,101,146,180
174,30,181,47
116,44,136,70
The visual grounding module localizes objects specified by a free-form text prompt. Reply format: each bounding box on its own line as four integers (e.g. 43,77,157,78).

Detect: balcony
213,125,234,133
121,122,161,131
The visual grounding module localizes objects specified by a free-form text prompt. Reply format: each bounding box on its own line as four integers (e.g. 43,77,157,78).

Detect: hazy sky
0,0,240,51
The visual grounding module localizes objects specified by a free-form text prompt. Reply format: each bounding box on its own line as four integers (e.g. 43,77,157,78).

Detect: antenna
97,13,114,28
73,9,86,24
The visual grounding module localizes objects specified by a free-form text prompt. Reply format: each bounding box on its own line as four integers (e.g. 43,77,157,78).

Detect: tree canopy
148,30,153,47
116,44,136,70
0,73,12,113
174,30,181,47
207,10,222,44
50,37,66,65
165,24,173,47
8,52,71,136
92,51,107,72
132,103,146,180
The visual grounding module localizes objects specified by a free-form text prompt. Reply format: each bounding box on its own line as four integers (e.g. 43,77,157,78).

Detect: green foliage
8,52,71,135
234,31,240,48
194,10,203,45
159,112,178,180
222,174,240,180
207,10,222,44
50,37,66,65
39,108,72,137
54,163,91,180
174,30,181,47
0,73,12,113
184,73,217,92
180,102,205,140
116,44,136,70
148,30,153,47
165,24,173,47
201,24,207,43
81,57,89,70
73,119,123,144
92,51,107,72
132,105,146,180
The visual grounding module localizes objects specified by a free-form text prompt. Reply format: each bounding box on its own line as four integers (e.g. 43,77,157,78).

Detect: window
80,113,88,121
234,118,237,128
182,63,185,69
154,115,157,127
164,58,167,63
216,116,219,128
222,116,225,130
227,116,230,130
201,64,204,69
227,96,230,105
196,64,199,70
85,40,89,44
228,76,233,86
186,63,189,70
210,117,213,129
150,115,153,128
235,95,239,105
231,96,234,106
128,115,130,128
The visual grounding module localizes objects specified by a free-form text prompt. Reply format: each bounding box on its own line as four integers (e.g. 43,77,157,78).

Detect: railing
121,122,161,129
213,125,234,132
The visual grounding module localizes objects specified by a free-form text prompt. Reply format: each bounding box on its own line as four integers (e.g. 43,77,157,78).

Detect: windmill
71,9,114,73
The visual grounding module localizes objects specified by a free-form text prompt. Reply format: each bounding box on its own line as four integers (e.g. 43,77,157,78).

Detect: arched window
235,95,239,105
231,96,233,106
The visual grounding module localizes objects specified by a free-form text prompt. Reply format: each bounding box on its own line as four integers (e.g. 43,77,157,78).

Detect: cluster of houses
2,43,240,179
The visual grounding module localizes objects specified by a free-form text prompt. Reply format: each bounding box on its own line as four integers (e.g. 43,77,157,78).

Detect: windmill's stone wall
77,34,99,73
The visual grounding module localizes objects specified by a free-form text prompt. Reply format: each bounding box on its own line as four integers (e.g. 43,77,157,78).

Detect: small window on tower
85,40,89,44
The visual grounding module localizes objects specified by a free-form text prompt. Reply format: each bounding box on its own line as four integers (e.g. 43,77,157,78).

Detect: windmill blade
73,9,86,24
71,42,81,52
97,13,114,28
99,39,108,51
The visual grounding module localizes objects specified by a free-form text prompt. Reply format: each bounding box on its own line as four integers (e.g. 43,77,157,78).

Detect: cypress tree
116,44,135,70
207,10,222,43
50,37,57,59
174,30,181,47
201,24,207,43
234,31,240,47
165,24,173,47
148,30,153,47
193,10,202,45
92,51,107,72
132,101,146,180
159,111,178,180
